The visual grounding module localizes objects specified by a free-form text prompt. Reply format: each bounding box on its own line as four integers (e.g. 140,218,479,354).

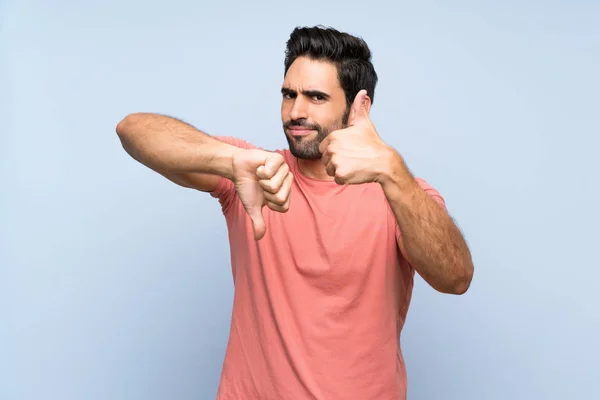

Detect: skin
280,56,474,294
115,55,473,294
280,57,350,178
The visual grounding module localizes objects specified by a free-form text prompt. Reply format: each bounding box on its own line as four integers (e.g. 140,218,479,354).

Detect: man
116,25,474,400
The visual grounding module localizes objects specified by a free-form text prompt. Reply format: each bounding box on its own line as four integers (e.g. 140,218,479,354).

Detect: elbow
450,276,471,295
115,112,145,139
448,261,474,295
435,261,474,295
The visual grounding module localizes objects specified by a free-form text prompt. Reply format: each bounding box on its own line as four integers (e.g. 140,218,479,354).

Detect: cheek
281,101,292,120
316,105,346,129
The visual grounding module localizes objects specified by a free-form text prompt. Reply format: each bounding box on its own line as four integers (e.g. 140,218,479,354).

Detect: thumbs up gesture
319,89,395,185
232,149,293,240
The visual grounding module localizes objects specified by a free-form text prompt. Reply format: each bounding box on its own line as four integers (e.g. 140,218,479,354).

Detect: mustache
284,119,320,130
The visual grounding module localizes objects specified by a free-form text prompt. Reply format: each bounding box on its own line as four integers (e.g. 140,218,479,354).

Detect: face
281,57,350,160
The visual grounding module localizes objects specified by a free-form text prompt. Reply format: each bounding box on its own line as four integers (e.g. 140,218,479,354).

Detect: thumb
349,89,369,126
247,205,266,240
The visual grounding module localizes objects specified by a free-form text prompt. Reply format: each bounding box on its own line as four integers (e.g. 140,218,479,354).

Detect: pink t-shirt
210,136,446,400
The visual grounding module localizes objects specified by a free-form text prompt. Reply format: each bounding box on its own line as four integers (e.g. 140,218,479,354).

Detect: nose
289,97,308,121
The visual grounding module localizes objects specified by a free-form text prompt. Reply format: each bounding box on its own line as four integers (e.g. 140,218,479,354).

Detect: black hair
284,25,378,108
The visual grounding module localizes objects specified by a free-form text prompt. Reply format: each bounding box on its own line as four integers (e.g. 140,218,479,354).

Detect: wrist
376,146,414,188
206,140,244,182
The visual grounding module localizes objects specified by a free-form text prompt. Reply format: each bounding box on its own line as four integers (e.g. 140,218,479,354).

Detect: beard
283,107,350,160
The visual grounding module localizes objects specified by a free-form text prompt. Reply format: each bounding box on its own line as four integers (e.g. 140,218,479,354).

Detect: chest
260,183,399,280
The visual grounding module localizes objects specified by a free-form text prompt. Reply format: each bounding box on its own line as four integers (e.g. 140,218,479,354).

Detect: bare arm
379,149,474,295
115,113,241,191
315,90,473,294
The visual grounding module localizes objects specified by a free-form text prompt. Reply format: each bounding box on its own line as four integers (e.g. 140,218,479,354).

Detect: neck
297,158,334,181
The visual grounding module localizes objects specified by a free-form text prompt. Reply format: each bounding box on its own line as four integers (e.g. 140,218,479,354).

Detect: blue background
2,1,599,399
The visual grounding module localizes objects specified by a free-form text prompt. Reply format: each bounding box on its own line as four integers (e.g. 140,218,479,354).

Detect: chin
288,143,322,160
284,129,325,160
293,152,322,161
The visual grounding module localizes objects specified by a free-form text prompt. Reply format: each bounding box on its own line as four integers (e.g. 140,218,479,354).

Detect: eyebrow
281,87,331,100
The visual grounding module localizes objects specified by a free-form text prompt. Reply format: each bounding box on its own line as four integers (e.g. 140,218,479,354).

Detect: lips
287,128,314,136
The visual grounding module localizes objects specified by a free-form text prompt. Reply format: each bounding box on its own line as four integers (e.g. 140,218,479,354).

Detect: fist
319,89,394,185
232,149,293,240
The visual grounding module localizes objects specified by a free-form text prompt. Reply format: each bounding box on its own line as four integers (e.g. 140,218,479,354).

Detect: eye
312,94,326,102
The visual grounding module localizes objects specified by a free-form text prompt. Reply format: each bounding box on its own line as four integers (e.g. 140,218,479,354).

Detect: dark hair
284,25,378,108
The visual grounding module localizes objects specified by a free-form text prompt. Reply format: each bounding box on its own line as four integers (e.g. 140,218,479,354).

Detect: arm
116,112,293,239
379,148,474,295
317,89,473,294
115,113,242,191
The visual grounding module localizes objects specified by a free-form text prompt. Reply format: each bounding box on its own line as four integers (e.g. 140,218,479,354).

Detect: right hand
232,149,293,240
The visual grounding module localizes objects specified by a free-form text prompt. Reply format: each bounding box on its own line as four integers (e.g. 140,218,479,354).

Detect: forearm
116,113,241,181
379,149,474,294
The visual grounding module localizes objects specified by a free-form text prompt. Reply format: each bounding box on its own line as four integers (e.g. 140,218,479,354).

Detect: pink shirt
210,136,446,400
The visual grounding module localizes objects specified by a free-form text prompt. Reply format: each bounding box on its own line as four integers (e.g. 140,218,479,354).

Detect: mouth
287,128,315,136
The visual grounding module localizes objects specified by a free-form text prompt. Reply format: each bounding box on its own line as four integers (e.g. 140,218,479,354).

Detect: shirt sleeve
209,136,257,214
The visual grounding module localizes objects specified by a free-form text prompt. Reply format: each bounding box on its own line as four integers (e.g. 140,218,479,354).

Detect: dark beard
284,128,328,160
283,107,350,160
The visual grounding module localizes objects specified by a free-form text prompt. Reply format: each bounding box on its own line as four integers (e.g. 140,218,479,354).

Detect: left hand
319,89,396,185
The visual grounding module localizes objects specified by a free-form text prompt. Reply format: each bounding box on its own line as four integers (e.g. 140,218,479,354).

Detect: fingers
263,172,293,212
257,158,293,212
325,159,336,177
318,136,328,154
320,145,331,165
266,200,288,213
255,153,293,216
321,145,335,177
322,155,347,184
258,162,289,194
257,153,285,180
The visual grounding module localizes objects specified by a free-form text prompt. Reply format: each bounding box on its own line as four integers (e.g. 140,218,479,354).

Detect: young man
116,26,474,400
